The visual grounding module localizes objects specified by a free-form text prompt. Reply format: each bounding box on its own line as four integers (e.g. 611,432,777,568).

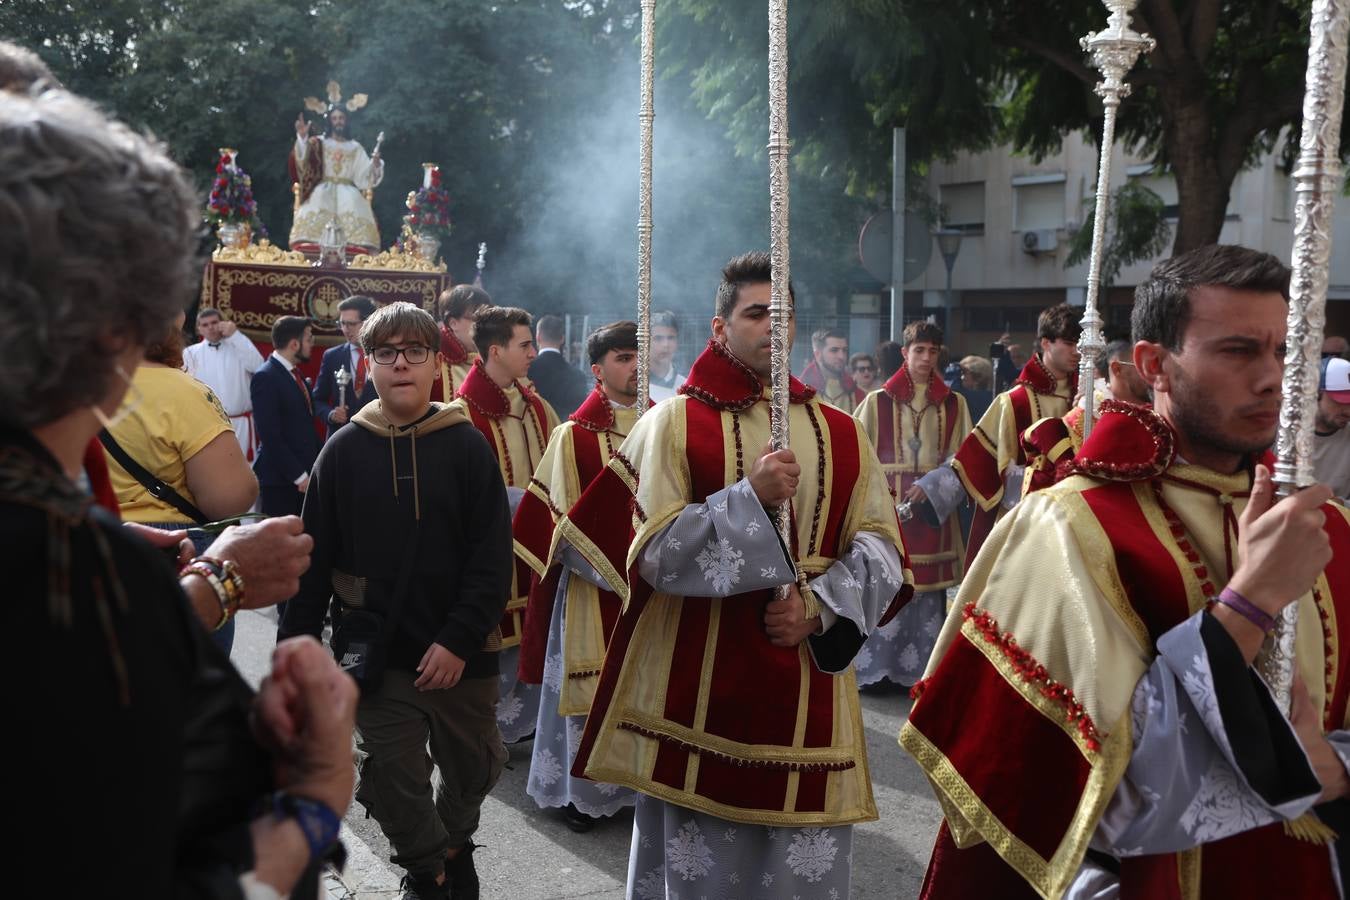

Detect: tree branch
999,30,1097,86
1189,0,1221,65
1139,0,1188,66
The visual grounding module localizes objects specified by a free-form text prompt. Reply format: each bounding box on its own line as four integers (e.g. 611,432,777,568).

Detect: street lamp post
935,228,964,311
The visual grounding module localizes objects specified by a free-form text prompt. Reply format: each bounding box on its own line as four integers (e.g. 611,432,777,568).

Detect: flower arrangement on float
398,163,451,261
205,148,266,249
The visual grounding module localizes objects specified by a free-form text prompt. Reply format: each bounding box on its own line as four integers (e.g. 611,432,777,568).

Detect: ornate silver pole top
476,242,487,274
1080,1,1153,104
1260,0,1348,716
635,0,657,416
1077,0,1154,438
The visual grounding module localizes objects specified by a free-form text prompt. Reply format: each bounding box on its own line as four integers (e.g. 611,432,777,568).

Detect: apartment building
867,132,1350,360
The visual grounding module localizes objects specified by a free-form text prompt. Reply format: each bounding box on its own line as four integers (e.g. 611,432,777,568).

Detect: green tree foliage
663,0,1348,255
1065,181,1173,290
2,0,874,316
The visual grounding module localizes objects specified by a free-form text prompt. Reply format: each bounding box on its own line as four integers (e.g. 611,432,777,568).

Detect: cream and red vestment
948,354,1074,565
902,401,1350,899
513,387,643,816
853,365,971,686
429,325,479,404
562,340,913,895
450,359,560,740
800,360,865,413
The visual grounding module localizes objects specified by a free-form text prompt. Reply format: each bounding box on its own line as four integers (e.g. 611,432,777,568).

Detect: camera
988,342,1006,359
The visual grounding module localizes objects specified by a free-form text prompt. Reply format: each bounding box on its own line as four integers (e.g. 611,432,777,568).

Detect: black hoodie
280,401,512,678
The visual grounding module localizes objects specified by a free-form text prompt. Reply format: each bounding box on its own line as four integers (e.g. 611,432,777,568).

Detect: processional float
1262,0,1347,714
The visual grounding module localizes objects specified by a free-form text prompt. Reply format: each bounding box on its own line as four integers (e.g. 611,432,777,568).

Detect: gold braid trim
899,702,1133,900
555,515,629,605
617,710,856,770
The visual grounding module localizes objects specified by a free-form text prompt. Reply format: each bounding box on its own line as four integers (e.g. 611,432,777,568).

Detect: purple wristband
1214,586,1276,633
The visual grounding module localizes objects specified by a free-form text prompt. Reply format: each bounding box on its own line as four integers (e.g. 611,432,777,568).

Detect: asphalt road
233,608,943,899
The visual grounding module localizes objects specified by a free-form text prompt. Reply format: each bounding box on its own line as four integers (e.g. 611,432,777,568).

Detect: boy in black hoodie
280,302,512,900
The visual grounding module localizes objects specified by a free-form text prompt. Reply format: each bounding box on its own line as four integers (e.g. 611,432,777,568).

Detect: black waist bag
330,525,419,691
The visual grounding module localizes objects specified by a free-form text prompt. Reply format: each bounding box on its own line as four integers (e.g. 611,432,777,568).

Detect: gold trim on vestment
900,705,1132,900
1136,480,1210,614
814,399,837,556
1178,847,1201,900
513,536,548,580
555,515,629,606
783,647,813,811
1049,481,1150,651
618,710,857,768
559,575,606,716
1316,571,1341,729
952,428,1005,512
960,616,1101,761
908,550,960,563
685,601,723,793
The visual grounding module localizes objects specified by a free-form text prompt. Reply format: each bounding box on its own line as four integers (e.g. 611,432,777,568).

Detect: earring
91,365,144,430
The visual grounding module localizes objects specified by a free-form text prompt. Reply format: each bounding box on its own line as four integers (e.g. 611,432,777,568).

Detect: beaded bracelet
1213,586,1276,634
181,557,245,631
201,556,245,612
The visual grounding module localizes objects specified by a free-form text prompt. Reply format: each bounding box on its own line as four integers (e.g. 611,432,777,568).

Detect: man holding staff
565,252,911,897
902,245,1350,898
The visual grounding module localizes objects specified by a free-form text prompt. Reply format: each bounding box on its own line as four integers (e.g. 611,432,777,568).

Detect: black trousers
260,484,305,620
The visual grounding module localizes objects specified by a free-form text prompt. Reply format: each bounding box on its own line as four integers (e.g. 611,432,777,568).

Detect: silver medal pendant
907,435,922,456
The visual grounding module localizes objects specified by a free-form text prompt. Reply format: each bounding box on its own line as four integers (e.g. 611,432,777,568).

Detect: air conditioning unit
1021,229,1059,254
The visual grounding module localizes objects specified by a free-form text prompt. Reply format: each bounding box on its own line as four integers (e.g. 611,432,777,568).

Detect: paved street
233,608,942,899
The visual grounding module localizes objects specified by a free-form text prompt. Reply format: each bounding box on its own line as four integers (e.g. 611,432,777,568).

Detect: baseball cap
1322,356,1350,404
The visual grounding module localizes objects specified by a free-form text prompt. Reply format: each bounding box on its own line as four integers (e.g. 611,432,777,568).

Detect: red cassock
951,354,1075,567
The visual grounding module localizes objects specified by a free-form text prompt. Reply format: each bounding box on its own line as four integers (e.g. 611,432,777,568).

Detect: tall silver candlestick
1261,0,1348,716
767,0,794,564
635,0,656,416
1078,1,1153,438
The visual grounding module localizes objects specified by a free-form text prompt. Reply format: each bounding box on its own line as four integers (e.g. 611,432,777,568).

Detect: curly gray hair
0,89,200,428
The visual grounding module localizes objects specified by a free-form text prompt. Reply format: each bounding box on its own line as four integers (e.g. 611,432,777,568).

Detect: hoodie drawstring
379,416,428,520
410,425,420,520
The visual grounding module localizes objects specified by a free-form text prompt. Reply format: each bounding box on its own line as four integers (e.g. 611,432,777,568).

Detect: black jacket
279,401,513,678
251,355,322,486
528,349,590,420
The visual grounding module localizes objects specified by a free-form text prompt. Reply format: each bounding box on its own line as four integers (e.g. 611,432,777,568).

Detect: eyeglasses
339,319,363,329
852,366,875,374
371,345,432,365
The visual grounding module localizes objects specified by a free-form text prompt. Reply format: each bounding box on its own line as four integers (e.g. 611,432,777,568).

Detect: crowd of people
8,35,1350,900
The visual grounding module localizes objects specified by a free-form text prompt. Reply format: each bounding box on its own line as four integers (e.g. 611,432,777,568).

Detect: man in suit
527,313,589,419
251,315,322,519
313,295,379,439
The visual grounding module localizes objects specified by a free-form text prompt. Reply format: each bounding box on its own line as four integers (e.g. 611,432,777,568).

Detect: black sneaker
562,803,596,833
445,842,481,900
399,872,448,900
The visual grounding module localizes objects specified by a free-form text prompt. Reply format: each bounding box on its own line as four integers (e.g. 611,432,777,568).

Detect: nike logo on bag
340,652,363,670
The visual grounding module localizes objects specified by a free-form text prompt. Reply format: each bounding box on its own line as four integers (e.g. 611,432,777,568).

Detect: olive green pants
354,670,507,879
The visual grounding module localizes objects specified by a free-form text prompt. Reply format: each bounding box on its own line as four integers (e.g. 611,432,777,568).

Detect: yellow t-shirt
105,365,234,523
